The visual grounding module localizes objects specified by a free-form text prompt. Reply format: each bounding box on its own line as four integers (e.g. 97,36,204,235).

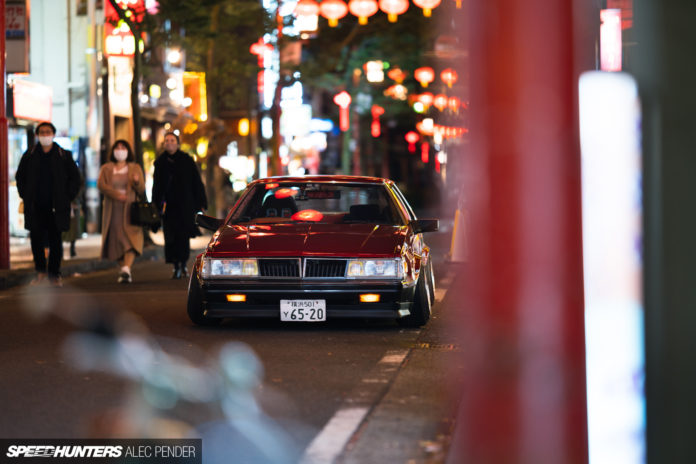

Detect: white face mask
113,149,128,161
38,135,53,147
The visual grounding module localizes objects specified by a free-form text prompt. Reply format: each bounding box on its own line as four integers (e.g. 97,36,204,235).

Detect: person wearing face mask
152,131,207,279
97,140,146,283
15,121,83,286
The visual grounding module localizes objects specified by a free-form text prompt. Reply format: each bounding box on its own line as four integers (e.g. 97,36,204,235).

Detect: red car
188,176,438,327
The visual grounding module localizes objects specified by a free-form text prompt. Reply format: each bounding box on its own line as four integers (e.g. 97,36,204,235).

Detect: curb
0,245,164,291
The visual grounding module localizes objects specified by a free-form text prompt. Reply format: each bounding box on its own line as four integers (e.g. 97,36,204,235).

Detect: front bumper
199,278,416,319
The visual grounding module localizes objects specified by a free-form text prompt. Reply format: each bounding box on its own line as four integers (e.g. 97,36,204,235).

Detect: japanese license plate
280,300,326,321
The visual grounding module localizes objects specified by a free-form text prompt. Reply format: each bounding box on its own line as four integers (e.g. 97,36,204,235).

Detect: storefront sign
6,0,29,72
13,80,53,122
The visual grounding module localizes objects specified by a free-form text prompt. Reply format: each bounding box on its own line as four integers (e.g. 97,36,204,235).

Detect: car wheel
187,272,221,326
398,266,432,328
426,258,436,305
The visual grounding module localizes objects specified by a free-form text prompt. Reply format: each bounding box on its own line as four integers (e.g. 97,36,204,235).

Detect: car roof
249,175,393,186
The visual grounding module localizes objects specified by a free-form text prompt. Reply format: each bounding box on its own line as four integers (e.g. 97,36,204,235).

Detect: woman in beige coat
98,140,145,283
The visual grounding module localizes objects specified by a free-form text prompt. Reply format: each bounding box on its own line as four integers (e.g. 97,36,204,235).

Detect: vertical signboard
579,71,645,463
600,9,622,72
6,0,28,73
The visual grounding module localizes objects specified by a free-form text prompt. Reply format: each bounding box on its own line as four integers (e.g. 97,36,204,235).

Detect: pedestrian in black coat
15,122,83,285
152,132,208,279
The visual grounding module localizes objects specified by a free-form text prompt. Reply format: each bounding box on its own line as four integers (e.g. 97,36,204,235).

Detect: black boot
172,263,182,279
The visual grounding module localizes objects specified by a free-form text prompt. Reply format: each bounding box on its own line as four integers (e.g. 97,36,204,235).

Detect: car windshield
228,182,406,226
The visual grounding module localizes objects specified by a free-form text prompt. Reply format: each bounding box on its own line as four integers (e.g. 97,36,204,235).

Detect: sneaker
118,271,132,284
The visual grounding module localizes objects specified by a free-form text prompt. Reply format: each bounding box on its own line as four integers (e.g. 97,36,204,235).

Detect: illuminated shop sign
13,80,53,122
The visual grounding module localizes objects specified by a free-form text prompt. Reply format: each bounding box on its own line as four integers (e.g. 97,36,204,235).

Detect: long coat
97,162,146,256
152,150,207,237
15,142,82,232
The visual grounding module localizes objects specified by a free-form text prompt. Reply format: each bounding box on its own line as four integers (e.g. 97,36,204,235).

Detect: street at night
3,0,696,462
0,228,465,463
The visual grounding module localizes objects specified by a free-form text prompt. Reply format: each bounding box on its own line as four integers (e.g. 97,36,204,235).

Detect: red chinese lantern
319,0,349,26
371,105,385,137
417,92,434,109
249,38,273,67
448,96,461,113
405,131,419,153
384,84,408,100
412,0,441,17
414,66,435,87
349,0,378,25
333,91,352,131
440,68,458,88
433,94,448,111
378,0,408,22
416,118,434,136
295,0,319,15
387,67,407,83
421,142,430,163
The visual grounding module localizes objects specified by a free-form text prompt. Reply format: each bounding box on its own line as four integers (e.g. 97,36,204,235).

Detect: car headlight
201,257,259,278
346,258,402,279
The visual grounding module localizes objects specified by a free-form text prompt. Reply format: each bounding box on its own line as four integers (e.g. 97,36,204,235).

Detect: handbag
130,193,161,226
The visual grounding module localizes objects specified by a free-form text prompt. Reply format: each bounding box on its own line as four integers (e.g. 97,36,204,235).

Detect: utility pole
0,0,9,269
269,0,284,177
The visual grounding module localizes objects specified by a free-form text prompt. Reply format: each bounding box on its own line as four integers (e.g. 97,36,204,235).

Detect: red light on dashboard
291,209,324,222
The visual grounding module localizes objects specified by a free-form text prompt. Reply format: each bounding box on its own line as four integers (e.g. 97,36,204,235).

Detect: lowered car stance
188,176,438,327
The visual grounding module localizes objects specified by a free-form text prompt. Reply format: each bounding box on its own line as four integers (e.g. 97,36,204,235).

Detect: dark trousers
162,220,190,266
30,211,63,277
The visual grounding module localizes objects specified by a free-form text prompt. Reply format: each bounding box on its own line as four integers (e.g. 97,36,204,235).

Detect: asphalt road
0,229,465,464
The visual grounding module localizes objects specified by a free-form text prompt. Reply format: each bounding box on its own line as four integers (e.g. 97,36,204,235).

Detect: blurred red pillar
454,0,588,462
0,0,9,269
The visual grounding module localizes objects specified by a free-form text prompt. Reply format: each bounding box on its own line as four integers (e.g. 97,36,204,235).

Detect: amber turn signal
226,294,246,302
360,294,380,303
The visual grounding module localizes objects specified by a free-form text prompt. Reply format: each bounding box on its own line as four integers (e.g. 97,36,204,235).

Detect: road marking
379,350,409,365
300,407,370,464
300,271,454,463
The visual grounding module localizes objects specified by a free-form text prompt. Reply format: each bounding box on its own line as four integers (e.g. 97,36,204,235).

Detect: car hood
207,223,407,257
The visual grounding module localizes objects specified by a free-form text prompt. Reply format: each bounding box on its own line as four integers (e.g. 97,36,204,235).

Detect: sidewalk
0,232,211,290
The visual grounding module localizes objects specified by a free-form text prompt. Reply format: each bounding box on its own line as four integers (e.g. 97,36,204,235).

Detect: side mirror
411,218,439,234
196,213,224,231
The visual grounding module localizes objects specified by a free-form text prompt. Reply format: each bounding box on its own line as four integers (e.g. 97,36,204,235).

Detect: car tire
398,265,432,328
187,272,221,326
425,258,436,305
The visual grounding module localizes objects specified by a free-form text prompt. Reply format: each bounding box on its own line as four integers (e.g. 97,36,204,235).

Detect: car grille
256,258,348,279
305,259,346,278
259,259,300,277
